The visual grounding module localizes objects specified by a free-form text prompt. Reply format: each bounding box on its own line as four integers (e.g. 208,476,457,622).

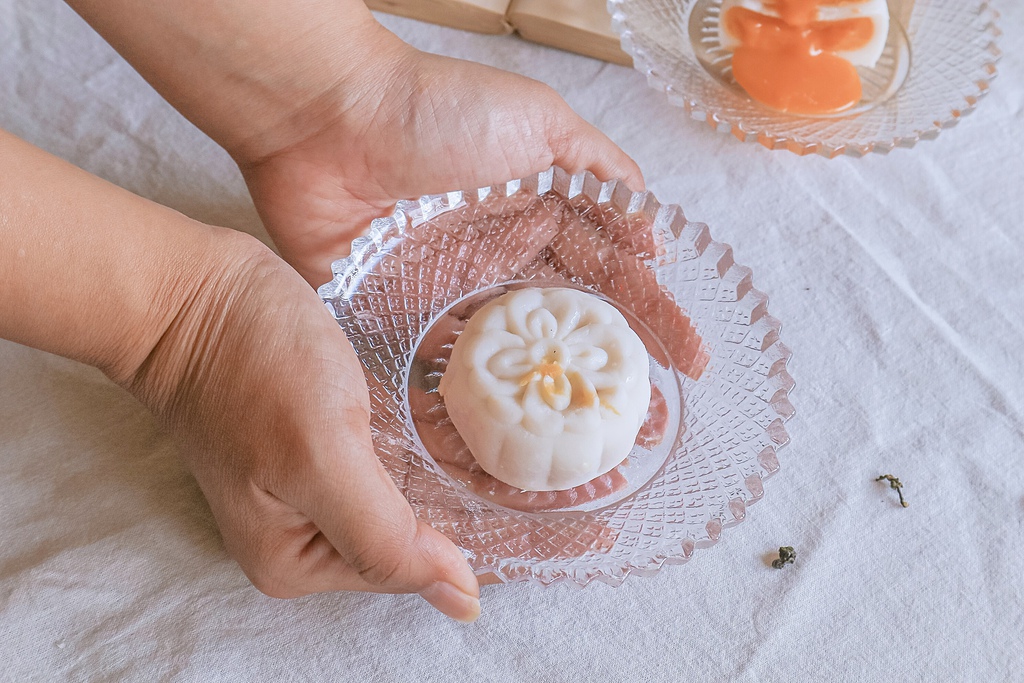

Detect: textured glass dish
608,0,1001,157
318,168,794,586
409,280,684,514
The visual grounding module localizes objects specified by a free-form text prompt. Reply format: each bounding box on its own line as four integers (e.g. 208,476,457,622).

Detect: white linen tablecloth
1,1,1022,680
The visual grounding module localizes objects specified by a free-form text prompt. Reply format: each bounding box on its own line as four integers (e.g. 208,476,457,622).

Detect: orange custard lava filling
724,0,879,114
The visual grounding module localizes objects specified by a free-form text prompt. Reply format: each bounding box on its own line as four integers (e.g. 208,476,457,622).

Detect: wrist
223,17,414,166
66,0,412,166
117,226,281,414
0,129,253,388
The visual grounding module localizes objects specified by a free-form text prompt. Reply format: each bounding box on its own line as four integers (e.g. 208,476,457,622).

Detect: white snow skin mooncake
438,287,651,492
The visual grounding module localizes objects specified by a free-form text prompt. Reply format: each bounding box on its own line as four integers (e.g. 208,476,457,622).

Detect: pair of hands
92,12,643,621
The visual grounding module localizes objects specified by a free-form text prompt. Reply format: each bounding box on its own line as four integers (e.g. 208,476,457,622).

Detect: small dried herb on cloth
876,474,909,508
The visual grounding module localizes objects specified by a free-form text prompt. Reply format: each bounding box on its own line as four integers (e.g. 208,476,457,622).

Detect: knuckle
349,517,420,587
231,525,307,600
532,81,562,106
244,559,303,599
526,84,570,127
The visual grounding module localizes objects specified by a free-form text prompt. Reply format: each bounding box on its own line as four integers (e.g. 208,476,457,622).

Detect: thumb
296,409,481,622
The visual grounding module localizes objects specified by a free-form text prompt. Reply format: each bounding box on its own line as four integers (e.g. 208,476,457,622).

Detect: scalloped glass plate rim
608,0,1002,158
318,167,796,587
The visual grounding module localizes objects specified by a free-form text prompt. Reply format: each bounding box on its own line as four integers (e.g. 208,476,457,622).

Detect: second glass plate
609,0,1001,157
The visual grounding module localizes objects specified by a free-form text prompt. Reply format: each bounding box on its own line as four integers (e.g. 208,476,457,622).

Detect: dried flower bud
772,546,796,569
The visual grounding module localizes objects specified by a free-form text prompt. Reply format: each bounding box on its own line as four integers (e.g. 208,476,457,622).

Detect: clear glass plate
408,279,686,515
318,167,795,586
608,0,1001,157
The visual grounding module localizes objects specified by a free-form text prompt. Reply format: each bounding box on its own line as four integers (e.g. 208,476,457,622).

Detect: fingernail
419,581,481,623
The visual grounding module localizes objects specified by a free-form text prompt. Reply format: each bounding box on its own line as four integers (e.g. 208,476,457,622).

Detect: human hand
65,2,642,287
125,233,481,621
1,130,479,620
237,28,645,285
59,0,642,615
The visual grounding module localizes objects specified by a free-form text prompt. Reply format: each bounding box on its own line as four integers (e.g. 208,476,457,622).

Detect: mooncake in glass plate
318,167,794,585
609,0,1001,157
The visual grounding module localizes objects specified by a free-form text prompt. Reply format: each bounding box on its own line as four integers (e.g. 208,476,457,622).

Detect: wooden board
365,0,631,65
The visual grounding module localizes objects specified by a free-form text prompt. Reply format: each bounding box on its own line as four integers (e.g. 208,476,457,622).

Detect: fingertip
601,143,645,192
621,161,646,193
563,126,646,192
420,581,482,623
416,521,481,622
